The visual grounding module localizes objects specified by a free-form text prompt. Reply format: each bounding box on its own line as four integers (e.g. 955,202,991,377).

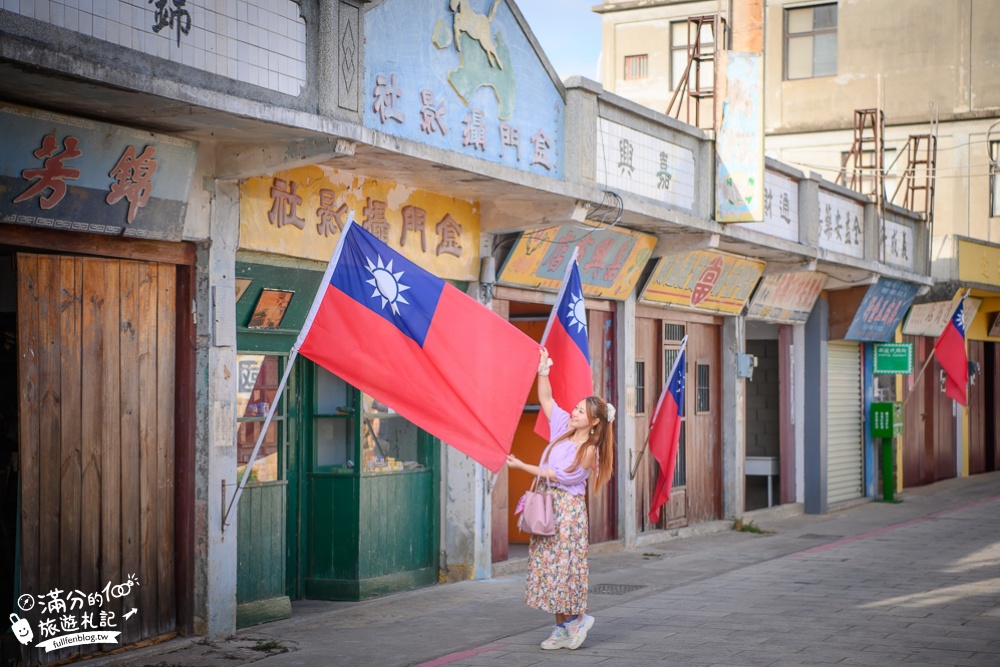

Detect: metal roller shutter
827,340,864,504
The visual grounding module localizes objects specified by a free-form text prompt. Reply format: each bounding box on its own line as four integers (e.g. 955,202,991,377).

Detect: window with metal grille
670,19,715,92
673,422,686,487
696,363,710,413
635,361,646,415
624,54,648,80
784,3,837,80
990,141,1000,217
663,322,686,343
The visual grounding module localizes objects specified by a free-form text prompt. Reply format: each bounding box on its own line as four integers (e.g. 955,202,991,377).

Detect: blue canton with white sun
555,263,591,361
330,223,444,347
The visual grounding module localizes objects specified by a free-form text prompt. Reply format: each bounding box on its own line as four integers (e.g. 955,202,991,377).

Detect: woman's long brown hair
550,396,616,491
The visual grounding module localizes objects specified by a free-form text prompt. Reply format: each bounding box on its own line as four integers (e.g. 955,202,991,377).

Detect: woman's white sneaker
566,613,595,649
540,624,572,650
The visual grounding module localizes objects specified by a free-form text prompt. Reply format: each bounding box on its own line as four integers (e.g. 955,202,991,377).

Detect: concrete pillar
193,179,239,638
792,323,806,503
722,315,746,519
800,175,821,248
318,1,363,119
804,295,828,515
616,295,637,547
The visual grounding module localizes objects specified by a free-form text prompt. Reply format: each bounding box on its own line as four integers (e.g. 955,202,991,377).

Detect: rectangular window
696,363,711,413
670,19,715,92
991,141,1000,217
785,3,838,80
635,361,646,415
236,354,286,482
624,54,648,80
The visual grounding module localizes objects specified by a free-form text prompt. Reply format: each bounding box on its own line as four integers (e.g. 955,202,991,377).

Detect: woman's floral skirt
525,484,589,614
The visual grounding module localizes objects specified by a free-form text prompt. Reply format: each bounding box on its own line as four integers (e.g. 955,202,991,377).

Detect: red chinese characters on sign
14,134,82,209
691,255,724,306
268,178,306,229
106,145,158,223
584,238,615,280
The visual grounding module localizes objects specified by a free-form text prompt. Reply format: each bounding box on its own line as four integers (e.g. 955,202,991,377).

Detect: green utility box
870,401,902,439
871,401,903,503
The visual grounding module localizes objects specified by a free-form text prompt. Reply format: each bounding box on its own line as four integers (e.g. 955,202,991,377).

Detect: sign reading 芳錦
0,104,197,241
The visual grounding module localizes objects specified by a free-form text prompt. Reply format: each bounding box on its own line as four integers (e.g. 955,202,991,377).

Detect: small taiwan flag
934,296,968,406
648,337,687,524
534,256,593,441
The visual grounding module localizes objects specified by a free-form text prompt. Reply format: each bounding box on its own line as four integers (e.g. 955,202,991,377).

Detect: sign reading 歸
873,343,913,375
640,250,765,314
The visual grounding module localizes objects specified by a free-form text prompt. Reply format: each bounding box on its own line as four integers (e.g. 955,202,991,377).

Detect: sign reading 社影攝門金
873,342,914,375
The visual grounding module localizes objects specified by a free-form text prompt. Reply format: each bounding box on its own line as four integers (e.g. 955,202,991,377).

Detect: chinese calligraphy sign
641,250,765,314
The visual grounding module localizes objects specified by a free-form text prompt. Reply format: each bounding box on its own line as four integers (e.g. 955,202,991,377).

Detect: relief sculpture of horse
450,0,504,70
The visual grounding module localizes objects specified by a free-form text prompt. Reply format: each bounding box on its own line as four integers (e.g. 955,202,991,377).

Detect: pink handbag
516,444,556,536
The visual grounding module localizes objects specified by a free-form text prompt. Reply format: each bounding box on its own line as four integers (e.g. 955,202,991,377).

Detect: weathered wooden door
17,254,176,662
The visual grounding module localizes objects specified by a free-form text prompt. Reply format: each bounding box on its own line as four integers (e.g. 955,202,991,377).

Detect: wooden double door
634,310,722,532
16,254,178,662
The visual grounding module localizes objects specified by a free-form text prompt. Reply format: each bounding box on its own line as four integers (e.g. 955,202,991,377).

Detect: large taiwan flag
295,220,539,473
648,337,687,524
534,257,593,441
934,296,968,406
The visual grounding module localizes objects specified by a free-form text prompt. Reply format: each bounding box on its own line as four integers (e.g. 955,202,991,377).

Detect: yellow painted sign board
239,165,479,281
498,224,656,300
641,250,765,314
958,239,1000,288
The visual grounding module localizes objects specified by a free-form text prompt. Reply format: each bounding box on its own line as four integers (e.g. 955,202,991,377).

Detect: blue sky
516,0,603,81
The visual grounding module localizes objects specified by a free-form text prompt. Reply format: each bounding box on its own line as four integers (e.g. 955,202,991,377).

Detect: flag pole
222,213,355,530
629,335,687,481
539,246,580,346
900,289,970,412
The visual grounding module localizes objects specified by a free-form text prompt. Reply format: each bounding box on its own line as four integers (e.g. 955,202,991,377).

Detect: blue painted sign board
845,278,921,342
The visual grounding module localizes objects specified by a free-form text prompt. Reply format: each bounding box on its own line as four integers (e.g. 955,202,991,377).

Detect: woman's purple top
540,404,591,496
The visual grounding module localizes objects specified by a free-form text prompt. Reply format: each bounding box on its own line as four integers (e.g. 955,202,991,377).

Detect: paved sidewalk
107,471,1000,667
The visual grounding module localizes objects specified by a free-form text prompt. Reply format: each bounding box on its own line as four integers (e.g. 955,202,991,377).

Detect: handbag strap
528,440,556,493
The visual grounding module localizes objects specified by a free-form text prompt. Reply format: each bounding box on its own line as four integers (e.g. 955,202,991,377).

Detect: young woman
506,347,615,651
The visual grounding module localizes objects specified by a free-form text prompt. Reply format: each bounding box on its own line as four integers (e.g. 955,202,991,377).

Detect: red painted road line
416,644,507,667
794,494,1000,556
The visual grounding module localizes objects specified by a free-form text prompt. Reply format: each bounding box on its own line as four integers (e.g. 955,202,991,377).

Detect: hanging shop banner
733,168,799,242
873,343,914,375
497,224,656,300
844,278,921,342
715,51,765,223
239,165,479,281
902,296,982,337
640,250,766,314
746,271,827,323
0,103,197,241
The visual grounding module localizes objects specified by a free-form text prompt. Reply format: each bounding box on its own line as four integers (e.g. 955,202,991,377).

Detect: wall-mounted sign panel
733,169,799,242
873,343,914,375
0,104,197,241
596,118,696,212
882,217,917,271
239,165,479,281
902,296,982,337
640,250,765,315
817,189,865,259
746,271,827,323
364,0,563,177
715,51,764,223
957,239,1000,288
844,278,920,342
497,224,655,300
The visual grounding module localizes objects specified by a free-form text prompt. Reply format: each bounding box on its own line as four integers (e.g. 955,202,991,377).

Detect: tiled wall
2,0,307,96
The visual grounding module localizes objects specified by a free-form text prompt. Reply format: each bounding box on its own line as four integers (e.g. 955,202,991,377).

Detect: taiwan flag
534,256,593,441
648,337,687,524
934,297,968,406
295,220,539,473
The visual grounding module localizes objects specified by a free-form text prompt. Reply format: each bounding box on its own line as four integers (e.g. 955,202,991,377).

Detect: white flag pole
222,214,355,530
539,246,581,346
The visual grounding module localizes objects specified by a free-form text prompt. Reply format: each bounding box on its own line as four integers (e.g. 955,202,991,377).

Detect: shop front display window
236,354,285,482
361,393,427,474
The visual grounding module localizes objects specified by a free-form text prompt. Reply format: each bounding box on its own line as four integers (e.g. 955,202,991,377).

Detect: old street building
2,0,932,664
